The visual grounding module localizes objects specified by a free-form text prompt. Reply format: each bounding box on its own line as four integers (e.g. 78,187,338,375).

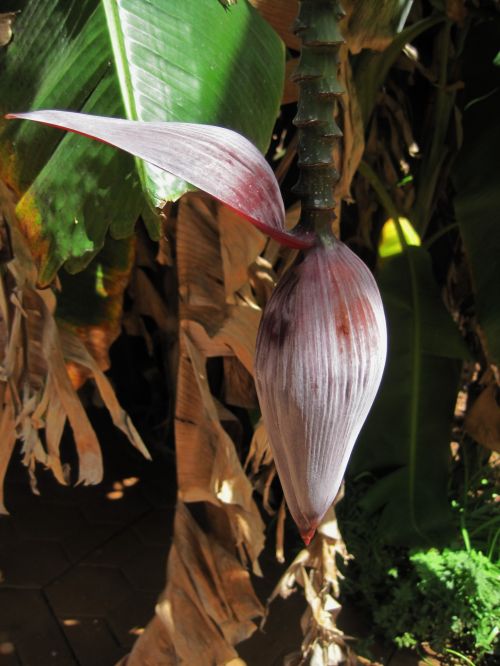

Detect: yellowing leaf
378,216,421,257
0,179,148,509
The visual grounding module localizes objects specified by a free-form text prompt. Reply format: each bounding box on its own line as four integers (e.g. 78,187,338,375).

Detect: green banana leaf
453,19,500,364
349,246,468,546
102,0,284,207
56,235,136,369
0,0,284,353
0,1,140,282
0,0,284,286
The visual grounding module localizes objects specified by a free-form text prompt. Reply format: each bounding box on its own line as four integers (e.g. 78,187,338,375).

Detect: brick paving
0,409,418,666
0,411,176,666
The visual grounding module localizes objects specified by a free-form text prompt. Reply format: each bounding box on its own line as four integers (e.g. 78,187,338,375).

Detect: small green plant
338,462,500,664
376,547,499,659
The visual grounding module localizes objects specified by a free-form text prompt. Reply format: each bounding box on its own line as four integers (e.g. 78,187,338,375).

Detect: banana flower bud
6,111,387,545
255,239,387,544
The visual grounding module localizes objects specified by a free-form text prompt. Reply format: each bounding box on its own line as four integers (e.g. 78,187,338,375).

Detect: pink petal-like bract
254,240,387,542
6,111,314,249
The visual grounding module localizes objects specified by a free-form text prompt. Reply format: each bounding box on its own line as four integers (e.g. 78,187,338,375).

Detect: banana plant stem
292,0,345,242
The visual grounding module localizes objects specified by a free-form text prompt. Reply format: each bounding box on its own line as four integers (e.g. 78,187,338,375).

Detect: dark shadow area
0,405,176,666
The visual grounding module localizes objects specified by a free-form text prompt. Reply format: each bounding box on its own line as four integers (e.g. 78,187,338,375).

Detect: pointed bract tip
300,527,316,546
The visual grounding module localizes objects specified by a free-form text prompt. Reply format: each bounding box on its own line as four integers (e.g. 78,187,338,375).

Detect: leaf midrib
101,0,150,193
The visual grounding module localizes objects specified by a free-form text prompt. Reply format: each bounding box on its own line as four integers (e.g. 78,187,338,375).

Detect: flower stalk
255,0,387,545
292,0,345,241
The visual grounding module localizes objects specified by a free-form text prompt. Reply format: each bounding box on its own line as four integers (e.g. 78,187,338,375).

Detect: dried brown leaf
59,327,151,460
59,237,136,386
334,48,365,206
0,213,13,264
283,58,300,105
175,351,215,501
23,288,48,391
131,503,262,665
182,332,256,511
216,397,244,450
0,12,17,48
43,375,68,485
276,498,286,564
244,422,277,517
130,268,176,334
446,0,467,25
0,179,148,505
245,420,273,474
175,201,267,579
0,182,37,288
182,303,260,377
122,615,177,666
223,356,258,409
0,397,16,514
268,508,351,664
155,203,174,267
216,306,260,376
249,0,300,51
285,201,301,233
4,291,23,386
41,294,103,485
18,384,46,479
465,370,500,453
218,205,266,302
0,276,9,364
211,537,263,636
342,0,412,54
248,256,276,308
163,503,262,647
177,194,226,317
132,192,267,662
301,567,341,633
159,544,241,664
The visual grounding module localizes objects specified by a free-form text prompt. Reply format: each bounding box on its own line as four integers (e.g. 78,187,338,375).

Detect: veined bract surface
7,110,388,546
255,239,387,543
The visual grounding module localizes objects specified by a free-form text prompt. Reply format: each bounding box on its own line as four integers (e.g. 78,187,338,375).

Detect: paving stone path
0,411,411,666
0,414,176,666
